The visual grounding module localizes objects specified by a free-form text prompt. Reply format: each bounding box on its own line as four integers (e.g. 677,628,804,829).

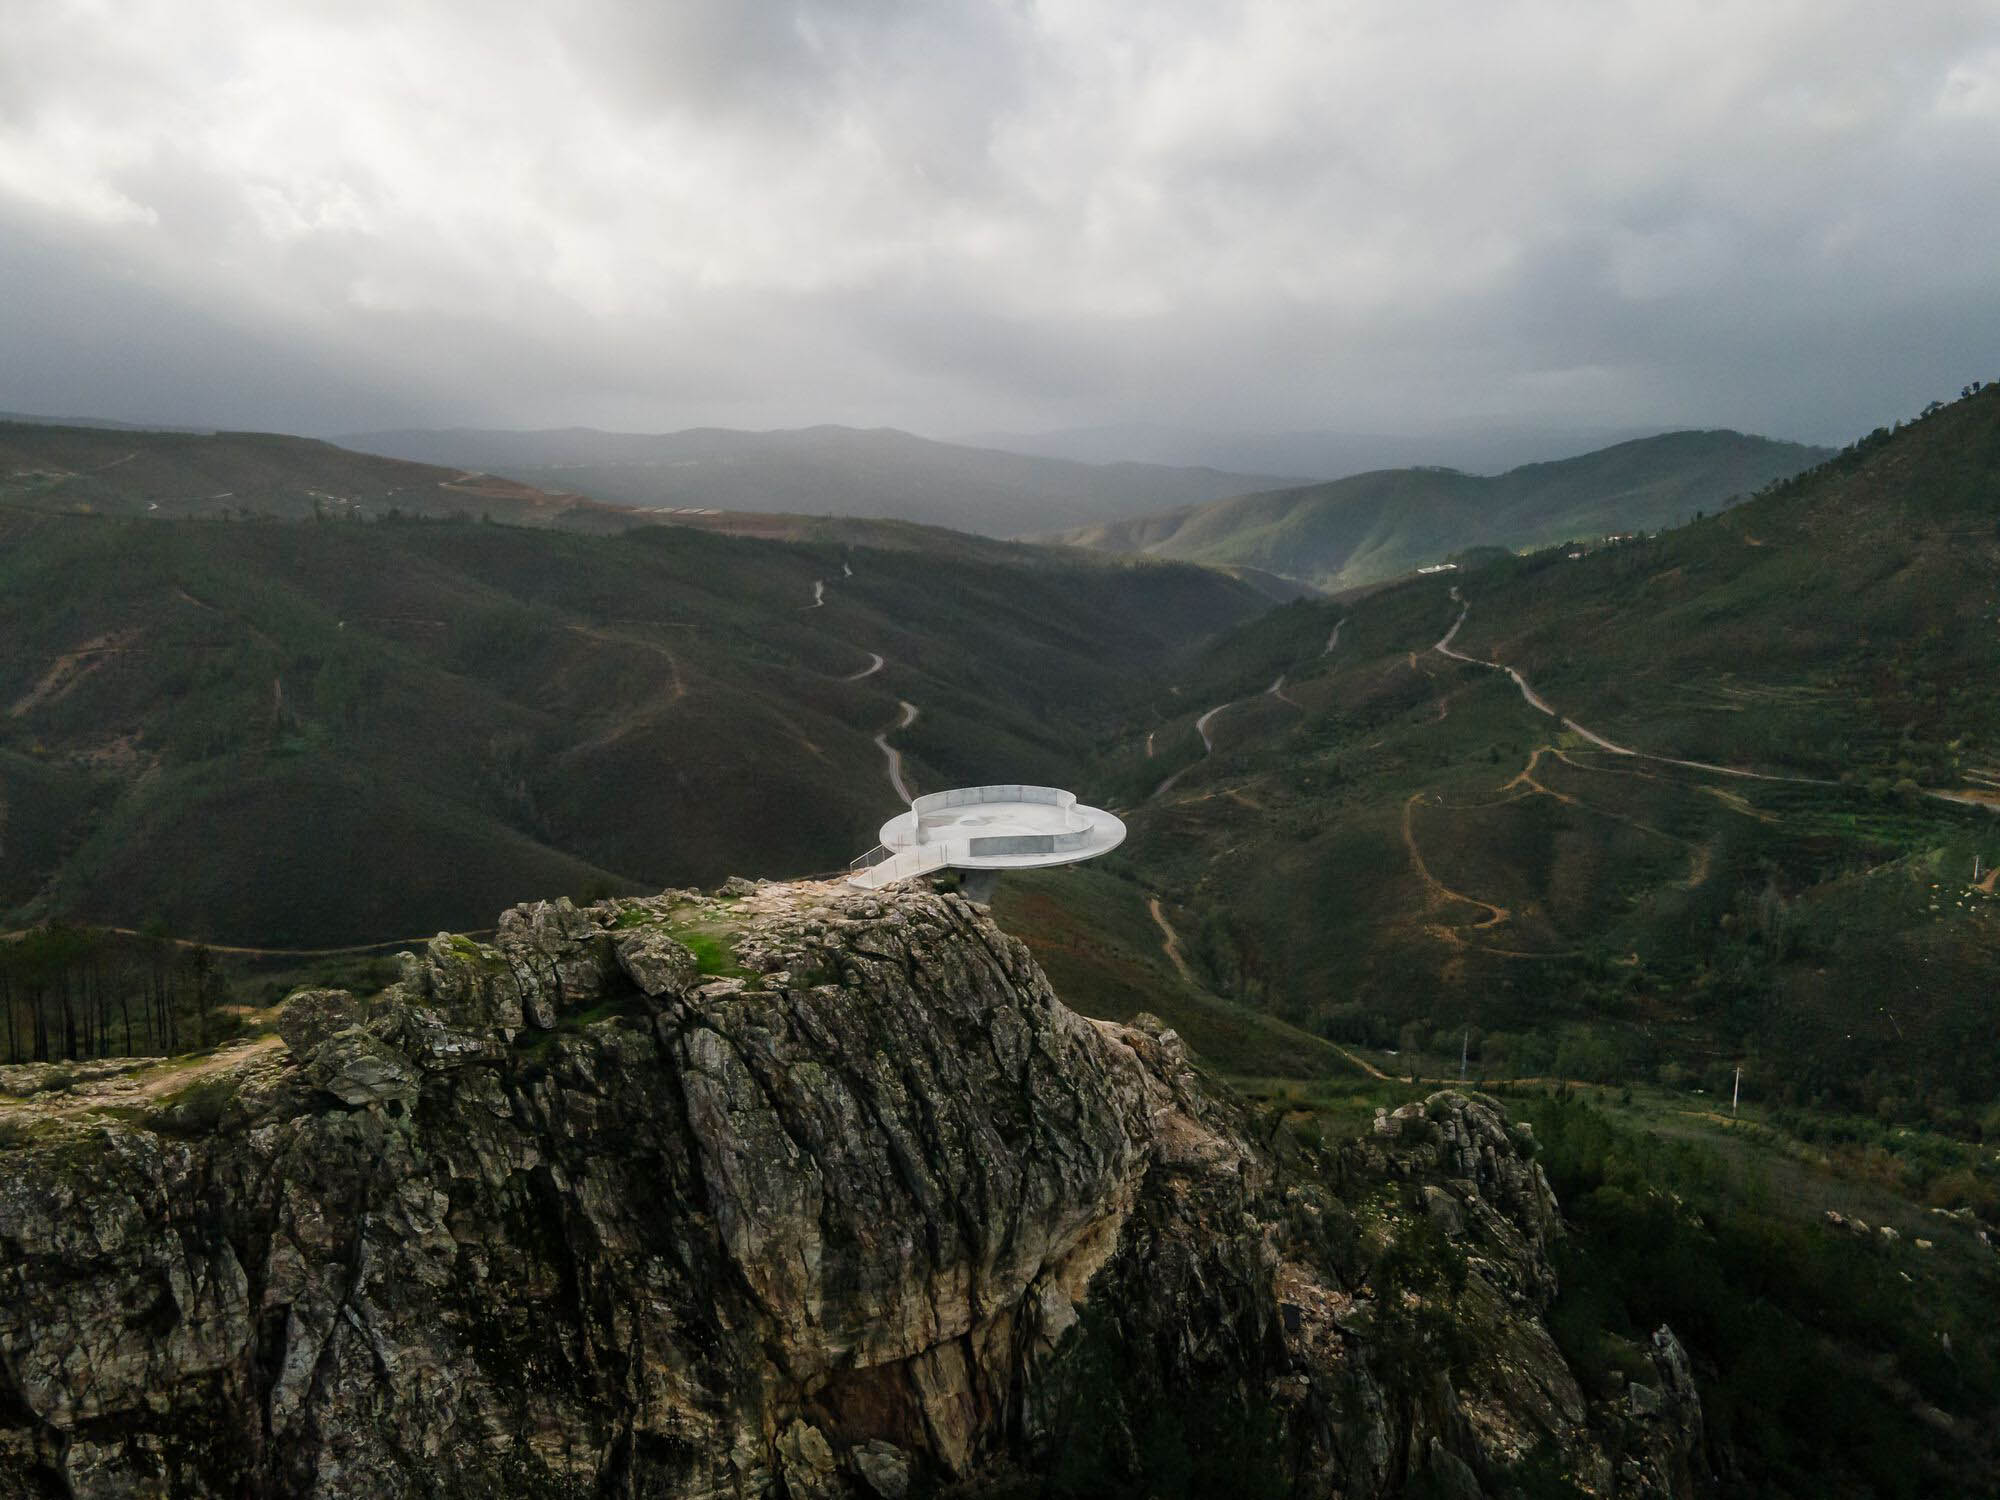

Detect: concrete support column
956,868,1002,904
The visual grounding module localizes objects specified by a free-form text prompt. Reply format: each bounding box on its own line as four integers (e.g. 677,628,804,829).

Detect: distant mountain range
0,420,622,529
1045,429,1834,591
338,424,1297,538
958,420,1673,478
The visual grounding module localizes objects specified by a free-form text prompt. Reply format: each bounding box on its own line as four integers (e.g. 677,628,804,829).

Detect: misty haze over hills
1050,429,1834,591
958,421,1673,479
5,1,2000,1493
339,422,1300,537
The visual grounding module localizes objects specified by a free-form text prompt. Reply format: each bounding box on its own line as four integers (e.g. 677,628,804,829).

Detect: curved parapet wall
851,784,1125,889
912,785,1085,842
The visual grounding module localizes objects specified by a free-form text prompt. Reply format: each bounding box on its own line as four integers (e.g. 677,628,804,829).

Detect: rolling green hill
0,420,628,529
0,508,1265,945
340,423,1298,538
1043,386,1998,1115
977,390,2000,1499
1050,429,1831,590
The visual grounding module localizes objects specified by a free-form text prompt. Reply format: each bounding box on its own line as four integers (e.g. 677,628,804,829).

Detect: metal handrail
849,844,894,871
847,841,957,889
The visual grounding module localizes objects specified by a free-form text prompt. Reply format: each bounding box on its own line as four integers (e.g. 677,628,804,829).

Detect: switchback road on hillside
876,700,919,804
1149,701,1231,801
1432,601,1846,788
1194,701,1230,752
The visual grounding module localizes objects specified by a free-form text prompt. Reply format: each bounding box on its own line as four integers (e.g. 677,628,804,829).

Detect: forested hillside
1053,430,1830,590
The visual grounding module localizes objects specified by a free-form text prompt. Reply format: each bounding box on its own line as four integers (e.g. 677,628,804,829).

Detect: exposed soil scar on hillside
9,631,141,717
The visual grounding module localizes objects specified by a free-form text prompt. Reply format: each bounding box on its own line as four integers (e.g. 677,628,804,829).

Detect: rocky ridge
0,880,1704,1497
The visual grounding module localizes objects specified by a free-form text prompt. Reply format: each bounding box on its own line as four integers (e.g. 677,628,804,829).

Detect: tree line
0,924,232,1065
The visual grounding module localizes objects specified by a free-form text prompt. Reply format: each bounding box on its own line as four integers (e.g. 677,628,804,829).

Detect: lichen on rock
0,880,1702,1498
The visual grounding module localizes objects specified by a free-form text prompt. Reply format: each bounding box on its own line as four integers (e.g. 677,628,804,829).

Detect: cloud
0,0,1994,443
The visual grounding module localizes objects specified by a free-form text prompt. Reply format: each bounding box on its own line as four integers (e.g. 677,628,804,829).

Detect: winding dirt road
1433,601,1840,787
875,700,919,804
1194,701,1230,753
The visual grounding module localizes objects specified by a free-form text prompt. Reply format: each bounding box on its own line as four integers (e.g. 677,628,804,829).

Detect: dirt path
806,579,825,609
2,1035,289,1119
1434,601,1845,788
1194,702,1230,752
1324,617,1348,654
1267,674,1299,709
1152,699,1237,800
875,700,919,804
1146,896,1200,986
8,631,139,717
842,651,885,681
1401,791,1512,932
1146,896,1394,1082
565,623,687,702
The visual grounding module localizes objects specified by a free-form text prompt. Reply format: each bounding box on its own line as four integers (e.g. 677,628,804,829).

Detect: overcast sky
2,0,1996,446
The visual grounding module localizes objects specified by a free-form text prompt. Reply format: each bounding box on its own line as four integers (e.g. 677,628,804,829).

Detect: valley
339,422,1297,538
2,389,1997,1498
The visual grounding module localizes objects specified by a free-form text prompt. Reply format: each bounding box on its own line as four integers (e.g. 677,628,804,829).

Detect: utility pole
1732,1066,1741,1116
1460,1028,1469,1082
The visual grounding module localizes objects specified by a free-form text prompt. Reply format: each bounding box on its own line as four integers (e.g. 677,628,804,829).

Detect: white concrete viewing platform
847,784,1126,892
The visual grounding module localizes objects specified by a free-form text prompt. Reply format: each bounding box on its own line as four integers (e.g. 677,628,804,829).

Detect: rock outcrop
0,881,1704,1497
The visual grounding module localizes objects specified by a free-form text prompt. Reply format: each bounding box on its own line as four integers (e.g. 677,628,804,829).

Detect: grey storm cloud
1,0,1997,444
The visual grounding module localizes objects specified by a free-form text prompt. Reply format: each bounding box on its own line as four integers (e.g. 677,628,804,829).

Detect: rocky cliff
0,881,1704,1497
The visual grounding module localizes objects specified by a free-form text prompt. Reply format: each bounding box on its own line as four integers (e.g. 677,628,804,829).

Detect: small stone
850,1439,913,1499
776,1420,838,1500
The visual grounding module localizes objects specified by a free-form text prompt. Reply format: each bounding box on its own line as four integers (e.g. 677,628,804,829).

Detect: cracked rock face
0,882,1702,1498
